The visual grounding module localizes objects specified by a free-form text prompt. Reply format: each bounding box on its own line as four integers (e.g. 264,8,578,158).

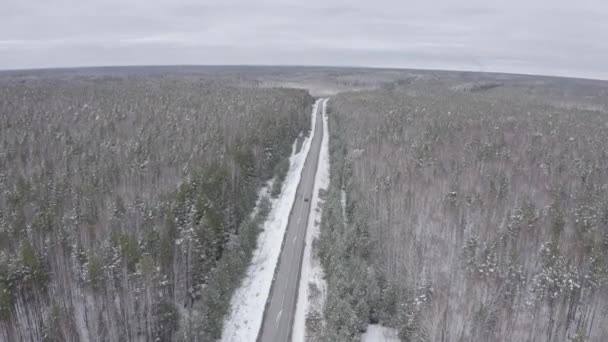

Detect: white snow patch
293,98,330,342
361,324,401,342
221,99,322,342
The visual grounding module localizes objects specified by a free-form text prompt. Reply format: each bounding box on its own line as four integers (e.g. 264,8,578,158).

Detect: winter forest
1,67,607,342
315,76,608,341
0,75,312,341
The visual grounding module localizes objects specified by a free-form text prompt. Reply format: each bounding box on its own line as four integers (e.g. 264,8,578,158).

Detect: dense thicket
319,81,608,341
0,76,313,341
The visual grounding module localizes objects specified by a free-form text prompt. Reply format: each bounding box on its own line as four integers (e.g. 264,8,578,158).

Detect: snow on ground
293,98,329,342
361,324,401,342
221,99,321,342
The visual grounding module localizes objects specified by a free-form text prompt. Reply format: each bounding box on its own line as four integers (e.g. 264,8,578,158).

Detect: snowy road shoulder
220,99,322,342
292,98,329,342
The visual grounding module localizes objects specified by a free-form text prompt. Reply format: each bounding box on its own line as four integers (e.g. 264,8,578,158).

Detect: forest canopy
0,76,313,341
317,79,608,341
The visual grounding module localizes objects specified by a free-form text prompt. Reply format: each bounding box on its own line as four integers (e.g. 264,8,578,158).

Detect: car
304,197,309,202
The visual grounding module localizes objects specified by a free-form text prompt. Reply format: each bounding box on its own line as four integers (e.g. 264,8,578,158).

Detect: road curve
258,98,327,342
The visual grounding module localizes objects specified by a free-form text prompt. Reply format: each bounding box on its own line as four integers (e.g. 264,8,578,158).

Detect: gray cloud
1,0,607,79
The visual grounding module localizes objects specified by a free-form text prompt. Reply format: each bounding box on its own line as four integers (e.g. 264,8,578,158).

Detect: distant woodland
315,80,608,341
0,76,313,341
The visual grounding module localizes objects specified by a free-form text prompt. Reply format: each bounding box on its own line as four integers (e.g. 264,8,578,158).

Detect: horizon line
1,63,606,83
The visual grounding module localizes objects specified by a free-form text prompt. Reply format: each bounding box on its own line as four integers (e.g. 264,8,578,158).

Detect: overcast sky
1,0,607,79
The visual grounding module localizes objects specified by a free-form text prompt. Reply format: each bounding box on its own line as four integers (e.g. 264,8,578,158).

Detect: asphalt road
258,98,327,342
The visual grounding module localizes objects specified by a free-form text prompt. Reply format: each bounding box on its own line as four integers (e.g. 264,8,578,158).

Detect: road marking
297,217,301,224
292,236,297,245
275,309,283,323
